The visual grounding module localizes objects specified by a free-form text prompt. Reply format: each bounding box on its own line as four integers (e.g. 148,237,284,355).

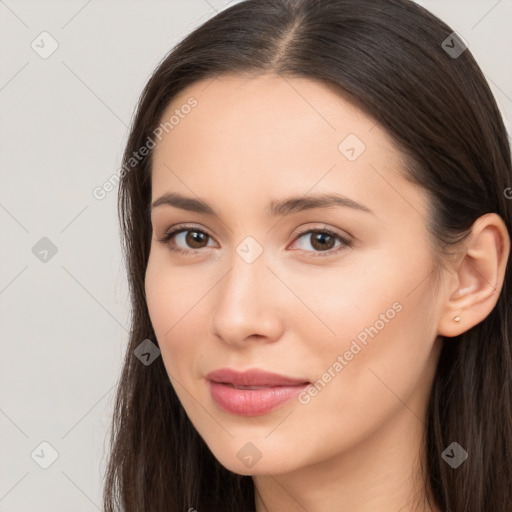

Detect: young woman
103,1,512,510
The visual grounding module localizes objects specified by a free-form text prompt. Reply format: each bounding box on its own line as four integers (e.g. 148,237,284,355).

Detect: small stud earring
454,314,461,323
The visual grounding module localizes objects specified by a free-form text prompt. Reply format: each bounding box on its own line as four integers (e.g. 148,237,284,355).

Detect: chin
209,447,298,476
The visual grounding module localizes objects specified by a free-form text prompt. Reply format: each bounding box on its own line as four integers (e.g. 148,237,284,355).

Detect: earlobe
437,213,510,338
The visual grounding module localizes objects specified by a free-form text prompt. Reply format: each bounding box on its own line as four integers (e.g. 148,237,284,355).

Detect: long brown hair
103,1,512,510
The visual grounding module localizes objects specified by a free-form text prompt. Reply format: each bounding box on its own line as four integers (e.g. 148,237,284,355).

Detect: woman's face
145,74,445,476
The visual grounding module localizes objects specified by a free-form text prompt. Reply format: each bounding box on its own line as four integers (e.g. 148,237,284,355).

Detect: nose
209,249,284,348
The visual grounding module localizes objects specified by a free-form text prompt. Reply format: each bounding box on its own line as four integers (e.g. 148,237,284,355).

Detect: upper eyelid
161,223,351,246
162,222,347,236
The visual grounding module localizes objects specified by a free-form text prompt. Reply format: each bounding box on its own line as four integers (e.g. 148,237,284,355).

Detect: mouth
222,384,279,390
205,368,310,416
206,367,310,387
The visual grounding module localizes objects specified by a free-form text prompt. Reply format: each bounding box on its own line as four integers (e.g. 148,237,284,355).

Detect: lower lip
208,381,309,416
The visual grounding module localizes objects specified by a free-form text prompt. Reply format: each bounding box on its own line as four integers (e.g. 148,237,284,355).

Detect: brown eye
184,230,209,249
309,232,337,251
157,227,215,254
291,228,352,258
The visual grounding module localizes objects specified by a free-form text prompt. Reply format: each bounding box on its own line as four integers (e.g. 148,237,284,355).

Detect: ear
437,213,510,338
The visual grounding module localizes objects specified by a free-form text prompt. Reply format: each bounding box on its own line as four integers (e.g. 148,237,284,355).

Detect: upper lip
206,368,310,387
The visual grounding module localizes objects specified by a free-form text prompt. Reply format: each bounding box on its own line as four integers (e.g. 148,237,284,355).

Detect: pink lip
206,368,310,416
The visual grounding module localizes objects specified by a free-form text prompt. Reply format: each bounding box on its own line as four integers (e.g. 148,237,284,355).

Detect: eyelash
156,224,352,258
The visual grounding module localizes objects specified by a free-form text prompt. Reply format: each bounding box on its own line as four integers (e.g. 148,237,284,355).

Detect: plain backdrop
0,1,511,510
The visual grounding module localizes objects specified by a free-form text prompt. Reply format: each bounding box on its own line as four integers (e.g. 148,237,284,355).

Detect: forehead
156,74,388,157
150,74,428,225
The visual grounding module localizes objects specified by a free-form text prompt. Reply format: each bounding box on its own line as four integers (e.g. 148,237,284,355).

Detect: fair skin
145,74,510,512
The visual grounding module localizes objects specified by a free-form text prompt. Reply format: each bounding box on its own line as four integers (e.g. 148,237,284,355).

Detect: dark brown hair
103,1,512,510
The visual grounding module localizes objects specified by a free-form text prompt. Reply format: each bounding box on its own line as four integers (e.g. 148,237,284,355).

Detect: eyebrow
150,191,374,217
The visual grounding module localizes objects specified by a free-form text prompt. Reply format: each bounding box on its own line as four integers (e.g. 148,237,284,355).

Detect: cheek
145,260,220,439
144,255,207,377
145,251,193,330
301,251,439,426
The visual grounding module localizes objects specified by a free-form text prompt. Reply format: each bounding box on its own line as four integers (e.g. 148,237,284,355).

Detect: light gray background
0,1,511,510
